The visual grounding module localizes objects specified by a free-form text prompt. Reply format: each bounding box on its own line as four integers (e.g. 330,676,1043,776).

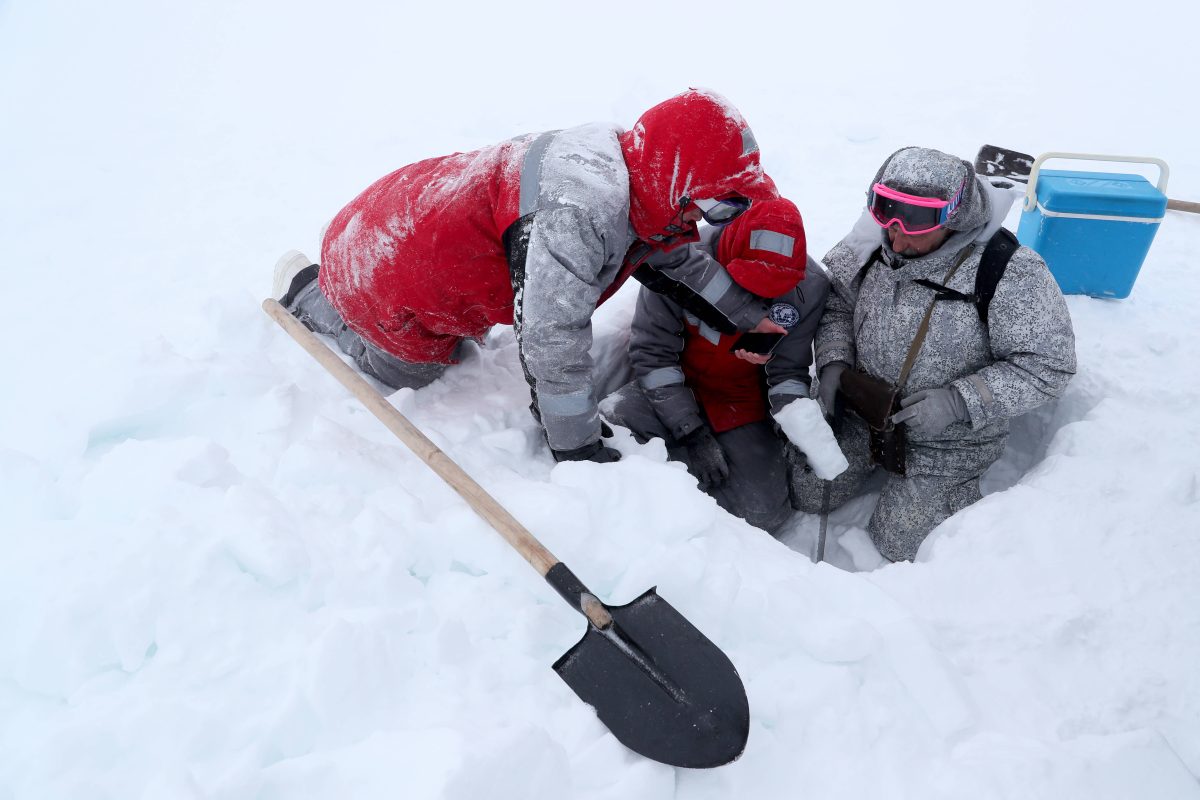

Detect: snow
773,398,849,480
3,1,1200,798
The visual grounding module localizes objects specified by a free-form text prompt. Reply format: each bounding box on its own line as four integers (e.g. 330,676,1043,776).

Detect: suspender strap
632,262,739,334
895,244,976,393
911,278,976,303
910,228,1019,323
974,227,1019,324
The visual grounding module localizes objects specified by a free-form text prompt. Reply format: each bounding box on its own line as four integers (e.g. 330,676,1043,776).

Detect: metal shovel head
552,588,749,769
975,144,1035,183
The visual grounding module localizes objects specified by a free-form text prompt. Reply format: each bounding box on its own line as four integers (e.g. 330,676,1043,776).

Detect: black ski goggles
686,195,752,225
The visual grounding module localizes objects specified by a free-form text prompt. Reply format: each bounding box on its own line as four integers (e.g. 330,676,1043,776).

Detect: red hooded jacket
317,90,774,366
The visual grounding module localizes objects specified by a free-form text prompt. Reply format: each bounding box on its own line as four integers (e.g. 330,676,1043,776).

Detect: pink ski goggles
867,179,966,235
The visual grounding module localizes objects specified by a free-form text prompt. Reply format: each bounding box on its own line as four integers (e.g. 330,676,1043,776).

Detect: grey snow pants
791,412,1000,561
288,281,450,391
601,382,792,534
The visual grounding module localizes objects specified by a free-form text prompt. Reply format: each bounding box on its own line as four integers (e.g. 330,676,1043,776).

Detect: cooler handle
1023,152,1170,212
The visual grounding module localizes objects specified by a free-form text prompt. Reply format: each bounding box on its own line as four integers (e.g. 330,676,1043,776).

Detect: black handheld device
729,331,785,355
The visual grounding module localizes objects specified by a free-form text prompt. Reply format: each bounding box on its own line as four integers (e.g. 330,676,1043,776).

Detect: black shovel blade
975,144,1035,183
552,588,749,769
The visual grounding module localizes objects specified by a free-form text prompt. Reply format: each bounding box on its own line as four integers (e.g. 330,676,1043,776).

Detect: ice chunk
774,398,849,480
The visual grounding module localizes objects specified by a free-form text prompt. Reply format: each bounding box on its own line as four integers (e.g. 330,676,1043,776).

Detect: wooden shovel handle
1168,199,1200,215
262,298,559,578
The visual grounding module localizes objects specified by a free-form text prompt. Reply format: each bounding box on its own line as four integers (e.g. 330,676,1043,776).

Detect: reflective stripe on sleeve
699,268,733,305
639,366,686,391
519,131,558,216
537,388,593,418
968,373,994,405
768,379,809,398
749,229,796,258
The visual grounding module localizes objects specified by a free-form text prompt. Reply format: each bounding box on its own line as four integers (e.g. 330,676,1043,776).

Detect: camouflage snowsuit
793,149,1077,561
603,225,830,532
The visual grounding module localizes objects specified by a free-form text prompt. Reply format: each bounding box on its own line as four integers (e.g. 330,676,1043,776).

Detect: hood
716,197,807,298
871,146,991,233
867,146,997,261
619,89,776,248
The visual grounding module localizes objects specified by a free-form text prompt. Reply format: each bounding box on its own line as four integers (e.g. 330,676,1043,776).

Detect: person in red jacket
601,198,829,532
273,90,784,464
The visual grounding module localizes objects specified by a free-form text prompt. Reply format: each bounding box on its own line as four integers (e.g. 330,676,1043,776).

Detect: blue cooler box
1017,153,1169,299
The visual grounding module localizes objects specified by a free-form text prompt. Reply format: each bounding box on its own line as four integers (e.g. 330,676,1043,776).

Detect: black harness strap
974,227,1019,324
912,278,976,303
911,227,1020,324
632,263,739,335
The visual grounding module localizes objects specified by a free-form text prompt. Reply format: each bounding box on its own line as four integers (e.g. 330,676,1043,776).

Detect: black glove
552,439,621,464
678,426,729,491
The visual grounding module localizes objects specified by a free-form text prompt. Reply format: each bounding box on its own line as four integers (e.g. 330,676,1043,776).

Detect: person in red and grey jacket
272,90,784,465
600,198,829,532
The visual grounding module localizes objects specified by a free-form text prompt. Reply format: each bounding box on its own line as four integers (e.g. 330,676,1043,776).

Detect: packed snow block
879,623,978,741
1018,168,1167,299
442,727,572,800
773,398,849,480
252,728,463,799
1063,728,1200,800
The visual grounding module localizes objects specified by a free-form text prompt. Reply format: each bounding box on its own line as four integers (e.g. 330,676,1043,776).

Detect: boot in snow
273,249,319,310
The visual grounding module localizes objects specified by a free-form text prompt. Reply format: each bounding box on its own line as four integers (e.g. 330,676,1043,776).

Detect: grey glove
817,362,848,416
890,387,969,436
552,439,622,464
678,426,730,491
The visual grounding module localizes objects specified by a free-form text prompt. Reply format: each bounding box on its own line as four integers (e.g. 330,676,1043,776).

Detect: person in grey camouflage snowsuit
602,198,829,533
792,147,1076,561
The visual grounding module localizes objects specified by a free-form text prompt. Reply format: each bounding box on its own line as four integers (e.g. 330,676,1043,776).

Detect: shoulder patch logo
769,302,800,328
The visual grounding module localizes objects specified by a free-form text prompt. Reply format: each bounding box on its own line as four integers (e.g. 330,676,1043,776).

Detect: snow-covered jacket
630,224,830,438
816,167,1077,450
320,90,774,452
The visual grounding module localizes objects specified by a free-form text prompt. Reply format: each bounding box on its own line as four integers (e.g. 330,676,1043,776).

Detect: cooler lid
1036,170,1167,217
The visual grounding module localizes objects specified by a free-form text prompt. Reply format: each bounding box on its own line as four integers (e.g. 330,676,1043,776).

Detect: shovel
975,144,1200,214
262,298,750,768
